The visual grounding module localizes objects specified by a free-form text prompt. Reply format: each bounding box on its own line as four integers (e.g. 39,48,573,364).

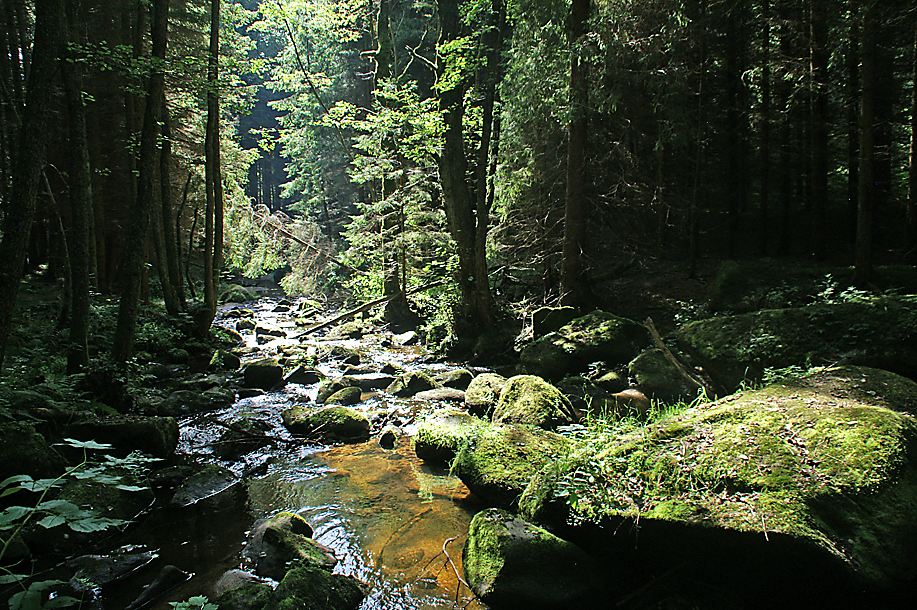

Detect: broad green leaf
0,574,27,585
0,506,33,526
44,595,81,608
0,475,33,490
36,514,66,529
60,438,113,450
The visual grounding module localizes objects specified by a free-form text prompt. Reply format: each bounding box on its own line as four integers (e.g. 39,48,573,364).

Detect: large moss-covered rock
217,581,273,610
452,423,572,508
465,373,507,418
0,421,58,482
531,306,578,339
282,406,370,443
159,387,235,416
413,408,487,463
242,511,334,581
520,366,917,592
325,386,362,406
316,377,358,404
492,375,577,429
628,348,700,405
520,310,649,381
266,565,364,610
243,358,285,390
677,298,917,393
463,508,598,610
64,416,179,459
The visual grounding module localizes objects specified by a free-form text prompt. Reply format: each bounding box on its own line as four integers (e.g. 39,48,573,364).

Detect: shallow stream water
102,297,488,610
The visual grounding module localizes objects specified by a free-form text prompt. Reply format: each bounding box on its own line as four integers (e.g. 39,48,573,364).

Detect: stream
102,295,489,610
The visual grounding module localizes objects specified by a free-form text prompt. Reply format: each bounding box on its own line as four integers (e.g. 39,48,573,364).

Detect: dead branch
643,317,708,393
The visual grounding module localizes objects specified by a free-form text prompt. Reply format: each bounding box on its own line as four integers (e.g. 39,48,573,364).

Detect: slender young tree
854,2,876,286
560,0,590,308
112,0,169,362
0,0,63,371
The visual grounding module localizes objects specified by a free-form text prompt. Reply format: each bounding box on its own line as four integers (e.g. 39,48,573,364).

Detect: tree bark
846,0,859,245
161,98,185,308
759,0,771,256
560,0,590,308
62,0,93,373
111,0,169,362
203,0,222,325
0,0,62,371
808,0,829,259
906,27,917,262
854,4,875,286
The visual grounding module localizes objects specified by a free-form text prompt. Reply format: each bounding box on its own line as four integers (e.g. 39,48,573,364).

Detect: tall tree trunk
0,0,62,371
854,3,875,286
375,0,392,84
203,0,222,326
724,0,746,258
435,0,495,337
808,0,829,259
561,0,590,308
161,98,185,308
688,0,707,278
62,0,92,373
111,0,169,362
759,0,771,256
908,27,917,262
846,0,859,246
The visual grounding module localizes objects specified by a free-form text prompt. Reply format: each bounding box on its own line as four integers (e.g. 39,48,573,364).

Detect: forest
2,0,917,609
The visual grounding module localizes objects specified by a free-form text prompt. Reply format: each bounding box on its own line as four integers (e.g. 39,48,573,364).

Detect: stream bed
102,296,489,610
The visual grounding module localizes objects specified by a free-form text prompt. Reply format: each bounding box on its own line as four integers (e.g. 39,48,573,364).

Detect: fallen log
295,279,446,338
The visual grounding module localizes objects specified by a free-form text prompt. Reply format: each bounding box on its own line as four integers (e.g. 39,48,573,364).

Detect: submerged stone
463,508,598,610
519,366,917,592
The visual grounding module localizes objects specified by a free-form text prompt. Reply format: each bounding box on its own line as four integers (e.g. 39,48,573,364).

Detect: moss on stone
464,373,507,417
266,565,364,610
413,408,487,463
519,366,917,589
282,405,370,442
218,582,273,610
325,386,362,406
315,377,358,404
492,375,576,429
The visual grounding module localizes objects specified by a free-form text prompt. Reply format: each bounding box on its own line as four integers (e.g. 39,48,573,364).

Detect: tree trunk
161,98,185,308
846,0,859,246
203,0,222,326
688,0,707,278
724,0,745,258
0,0,62,371
759,0,771,256
854,4,875,286
111,0,169,362
560,0,590,308
62,0,92,373
435,0,495,336
808,0,829,259
908,27,917,262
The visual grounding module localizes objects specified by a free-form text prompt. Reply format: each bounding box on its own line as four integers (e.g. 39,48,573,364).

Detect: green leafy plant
169,596,218,610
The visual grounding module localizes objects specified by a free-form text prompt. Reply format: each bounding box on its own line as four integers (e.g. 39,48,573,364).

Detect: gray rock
464,373,507,418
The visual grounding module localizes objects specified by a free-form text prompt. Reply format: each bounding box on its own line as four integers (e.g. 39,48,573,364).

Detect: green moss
413,408,487,463
493,375,576,429
267,565,364,610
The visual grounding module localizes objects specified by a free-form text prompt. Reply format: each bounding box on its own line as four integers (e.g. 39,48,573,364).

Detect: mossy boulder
242,511,335,581
531,306,578,339
413,408,487,463
243,358,285,390
463,508,598,610
321,345,361,365
209,349,242,372
519,366,917,592
492,375,577,429
435,368,475,390
628,348,700,405
452,423,572,508
385,371,438,397
465,373,507,418
217,581,273,610
159,387,235,416
520,310,649,381
220,284,258,304
328,320,366,339
266,565,364,610
282,406,370,443
0,421,58,482
677,297,917,394
64,415,179,459
325,386,362,406
316,377,359,404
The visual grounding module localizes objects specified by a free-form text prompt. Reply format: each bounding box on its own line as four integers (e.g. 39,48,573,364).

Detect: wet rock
379,425,398,449
243,512,333,581
531,306,578,340
463,508,598,610
236,319,256,332
329,320,366,339
342,363,376,375
492,375,578,429
520,310,649,381
167,348,190,364
282,405,370,443
380,362,402,376
270,565,365,610
64,415,179,459
465,373,507,418
591,369,628,393
326,386,362,406
238,388,265,399
125,565,191,609
415,387,466,402
435,368,475,390
220,284,258,304
414,408,486,464
243,358,285,390
392,330,418,346
520,366,917,593
284,365,325,385
677,298,917,394
214,569,265,597
451,422,571,508
171,465,239,507
322,345,362,365
210,349,242,372
255,325,285,339
349,373,397,391
215,418,271,459
67,548,156,590
386,371,438,397
160,387,235,415
316,377,359,404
